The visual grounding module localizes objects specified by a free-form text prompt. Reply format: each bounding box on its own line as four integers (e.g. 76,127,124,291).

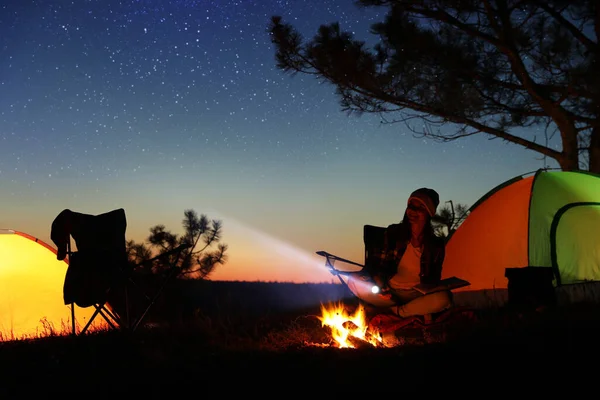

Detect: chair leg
79,305,102,335
71,303,76,336
96,306,120,330
79,303,121,335
126,284,130,329
130,267,179,332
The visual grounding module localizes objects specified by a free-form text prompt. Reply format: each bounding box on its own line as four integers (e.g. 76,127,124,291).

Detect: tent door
551,202,600,285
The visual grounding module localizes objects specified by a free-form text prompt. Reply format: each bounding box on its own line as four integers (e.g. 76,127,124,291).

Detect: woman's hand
376,286,392,300
377,291,392,301
372,275,385,288
371,275,391,299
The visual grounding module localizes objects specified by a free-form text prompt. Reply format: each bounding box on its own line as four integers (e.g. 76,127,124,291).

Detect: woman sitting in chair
369,187,452,318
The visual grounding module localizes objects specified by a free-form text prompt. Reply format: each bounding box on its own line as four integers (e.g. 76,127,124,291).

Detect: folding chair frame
316,250,385,312
316,224,471,324
67,241,192,335
315,250,369,289
316,224,387,308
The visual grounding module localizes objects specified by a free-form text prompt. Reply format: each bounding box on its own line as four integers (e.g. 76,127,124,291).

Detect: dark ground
1,281,599,395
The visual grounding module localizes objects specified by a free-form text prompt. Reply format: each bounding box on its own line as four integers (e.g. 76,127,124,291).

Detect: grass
1,280,600,395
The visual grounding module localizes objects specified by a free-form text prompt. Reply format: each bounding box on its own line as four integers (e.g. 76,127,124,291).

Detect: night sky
1,0,560,282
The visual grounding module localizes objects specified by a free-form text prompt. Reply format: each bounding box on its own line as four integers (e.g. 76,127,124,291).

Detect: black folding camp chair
50,208,191,335
317,225,389,308
316,224,472,327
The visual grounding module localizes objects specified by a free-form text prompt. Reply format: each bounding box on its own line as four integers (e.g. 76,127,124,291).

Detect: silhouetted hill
182,280,351,314
107,279,353,324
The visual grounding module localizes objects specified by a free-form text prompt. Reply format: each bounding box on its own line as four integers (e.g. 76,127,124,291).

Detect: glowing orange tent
0,229,103,341
442,169,600,292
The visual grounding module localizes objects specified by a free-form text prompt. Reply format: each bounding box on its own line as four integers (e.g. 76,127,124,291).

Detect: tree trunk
589,126,600,174
556,153,580,171
552,114,581,171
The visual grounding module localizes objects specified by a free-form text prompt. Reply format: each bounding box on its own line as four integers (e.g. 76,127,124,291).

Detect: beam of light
207,209,336,283
206,210,399,308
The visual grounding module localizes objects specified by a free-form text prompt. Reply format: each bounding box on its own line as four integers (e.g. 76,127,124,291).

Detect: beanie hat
408,188,439,217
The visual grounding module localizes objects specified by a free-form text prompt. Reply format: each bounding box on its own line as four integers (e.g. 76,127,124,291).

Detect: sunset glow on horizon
205,210,338,283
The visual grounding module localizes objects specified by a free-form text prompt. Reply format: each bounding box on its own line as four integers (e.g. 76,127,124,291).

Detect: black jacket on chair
51,208,128,307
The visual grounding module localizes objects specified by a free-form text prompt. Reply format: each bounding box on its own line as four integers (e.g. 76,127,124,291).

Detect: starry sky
1,0,560,283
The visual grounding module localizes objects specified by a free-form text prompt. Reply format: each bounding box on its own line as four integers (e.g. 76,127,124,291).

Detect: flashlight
371,285,380,294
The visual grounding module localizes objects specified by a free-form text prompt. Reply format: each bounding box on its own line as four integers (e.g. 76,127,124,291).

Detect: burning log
317,301,382,348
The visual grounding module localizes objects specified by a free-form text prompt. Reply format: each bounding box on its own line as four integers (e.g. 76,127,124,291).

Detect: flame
318,302,382,348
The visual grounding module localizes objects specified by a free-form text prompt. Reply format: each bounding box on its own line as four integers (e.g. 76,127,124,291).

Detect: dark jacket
373,222,446,286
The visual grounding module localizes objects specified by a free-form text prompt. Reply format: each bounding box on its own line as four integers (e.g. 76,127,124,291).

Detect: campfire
318,302,382,348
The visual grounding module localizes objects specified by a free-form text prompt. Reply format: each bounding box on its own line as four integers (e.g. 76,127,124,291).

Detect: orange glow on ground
0,231,107,341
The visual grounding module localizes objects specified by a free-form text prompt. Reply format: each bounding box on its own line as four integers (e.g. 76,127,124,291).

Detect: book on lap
412,276,470,294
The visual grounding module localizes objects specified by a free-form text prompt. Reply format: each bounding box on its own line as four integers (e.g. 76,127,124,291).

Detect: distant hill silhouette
106,279,351,325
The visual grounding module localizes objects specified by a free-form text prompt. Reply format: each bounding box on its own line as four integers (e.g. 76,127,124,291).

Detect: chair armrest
315,250,365,273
